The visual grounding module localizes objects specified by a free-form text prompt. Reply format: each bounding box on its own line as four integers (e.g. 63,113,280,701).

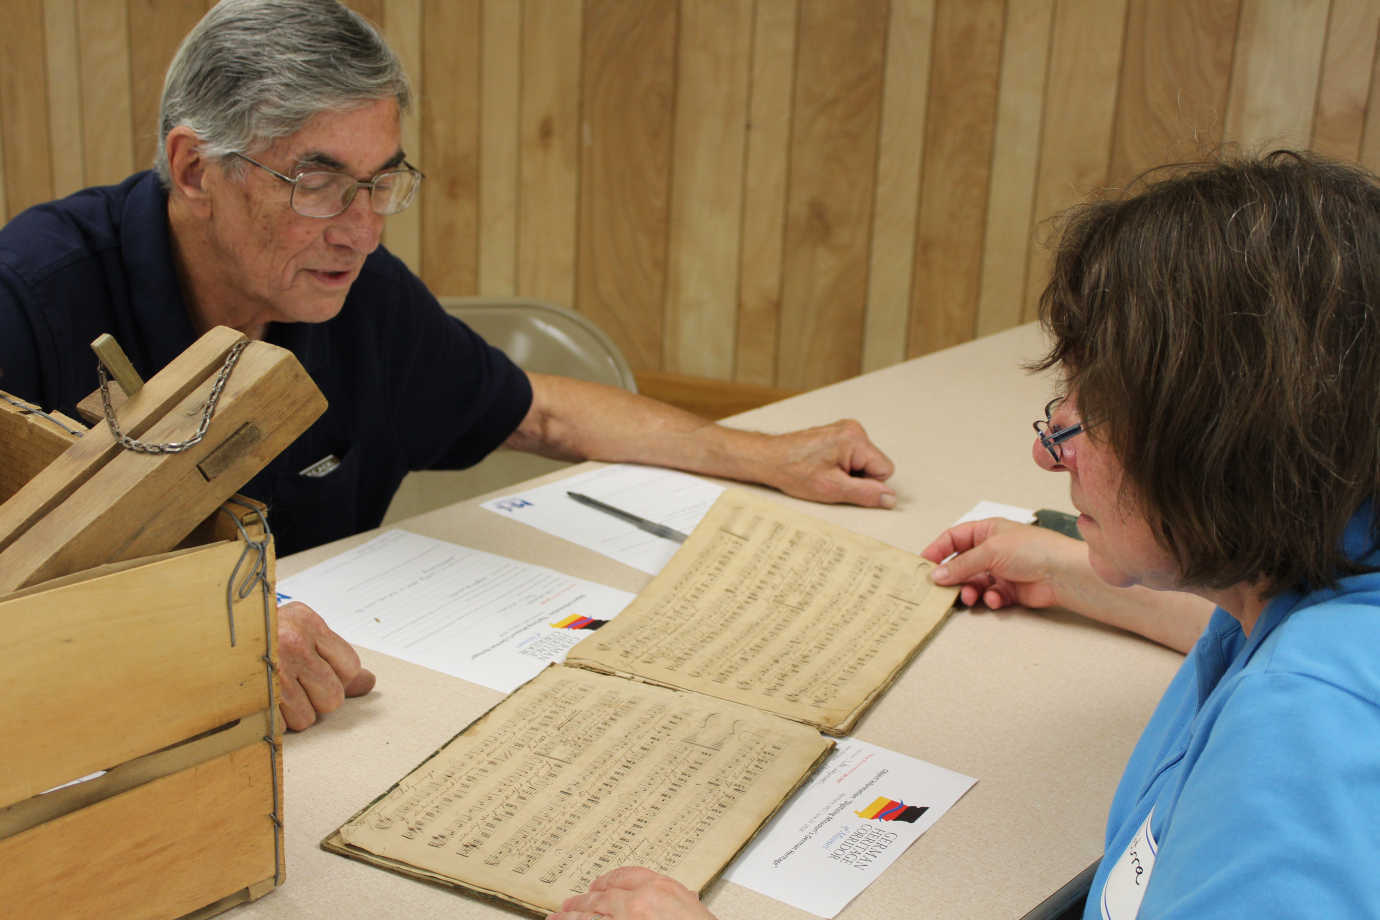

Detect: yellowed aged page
328,665,832,915
566,490,958,734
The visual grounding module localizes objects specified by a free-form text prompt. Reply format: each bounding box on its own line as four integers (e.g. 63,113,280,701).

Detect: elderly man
0,0,896,731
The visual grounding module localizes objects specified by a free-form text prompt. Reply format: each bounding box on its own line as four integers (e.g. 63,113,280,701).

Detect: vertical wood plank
1022,0,1129,321
907,0,1004,357
0,107,7,221
777,0,888,389
860,0,935,373
127,1,207,174
478,0,521,295
1311,0,1380,161
975,0,1054,338
664,0,753,378
381,0,423,272
1360,21,1380,173
577,0,678,369
1224,0,1331,150
420,0,481,296
76,0,135,186
516,0,582,309
1,0,54,217
1107,0,1238,185
734,0,797,386
44,0,84,198
348,0,385,28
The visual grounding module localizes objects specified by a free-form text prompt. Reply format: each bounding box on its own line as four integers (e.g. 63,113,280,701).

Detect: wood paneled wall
4,0,1380,390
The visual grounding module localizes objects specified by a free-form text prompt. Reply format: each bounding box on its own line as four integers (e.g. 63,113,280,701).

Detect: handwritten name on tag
1101,807,1158,920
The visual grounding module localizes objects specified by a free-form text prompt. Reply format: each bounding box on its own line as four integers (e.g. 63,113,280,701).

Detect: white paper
481,464,726,574
954,499,1035,526
723,738,977,918
276,530,635,693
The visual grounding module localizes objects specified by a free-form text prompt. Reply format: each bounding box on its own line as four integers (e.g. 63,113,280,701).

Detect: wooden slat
1224,0,1331,150
0,395,80,504
861,0,935,373
733,0,797,387
0,125,7,227
577,0,678,369
0,327,248,559
1022,0,1129,320
0,0,53,217
382,0,424,273
0,745,277,919
975,0,1055,338
348,0,385,27
0,708,273,839
1361,25,1380,174
0,542,274,806
76,0,135,186
908,0,1005,356
664,0,753,379
478,0,520,295
43,0,84,197
516,0,582,308
420,0,481,295
1108,0,1238,185
777,0,888,390
0,339,326,593
128,0,207,173
1311,0,1380,161
633,371,802,422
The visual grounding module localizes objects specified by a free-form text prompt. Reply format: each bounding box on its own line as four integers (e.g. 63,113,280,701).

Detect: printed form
277,529,634,693
481,465,725,573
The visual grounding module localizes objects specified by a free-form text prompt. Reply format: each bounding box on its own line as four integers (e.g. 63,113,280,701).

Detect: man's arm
505,372,897,508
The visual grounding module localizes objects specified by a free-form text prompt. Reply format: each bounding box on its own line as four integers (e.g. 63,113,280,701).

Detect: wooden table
237,322,1184,920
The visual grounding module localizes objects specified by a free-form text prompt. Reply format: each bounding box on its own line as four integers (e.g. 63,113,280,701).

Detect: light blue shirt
1086,509,1380,918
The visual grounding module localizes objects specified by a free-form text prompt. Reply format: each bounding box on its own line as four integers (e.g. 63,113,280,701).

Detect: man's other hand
276,601,376,730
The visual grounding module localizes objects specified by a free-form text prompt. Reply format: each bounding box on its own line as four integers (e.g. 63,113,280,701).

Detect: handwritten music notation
335,666,830,914
567,491,956,733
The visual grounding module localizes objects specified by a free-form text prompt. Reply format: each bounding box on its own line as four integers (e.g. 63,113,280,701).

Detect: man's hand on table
547,867,718,920
276,601,375,731
762,418,896,509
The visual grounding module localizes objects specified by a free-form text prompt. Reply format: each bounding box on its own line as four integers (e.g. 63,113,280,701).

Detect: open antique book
323,489,958,914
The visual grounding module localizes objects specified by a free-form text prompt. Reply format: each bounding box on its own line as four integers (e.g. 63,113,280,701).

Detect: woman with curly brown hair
553,150,1380,920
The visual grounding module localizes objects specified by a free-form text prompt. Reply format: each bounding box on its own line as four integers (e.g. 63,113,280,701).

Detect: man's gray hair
154,0,411,184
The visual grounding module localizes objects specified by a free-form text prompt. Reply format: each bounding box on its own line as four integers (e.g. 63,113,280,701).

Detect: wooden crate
0,393,285,918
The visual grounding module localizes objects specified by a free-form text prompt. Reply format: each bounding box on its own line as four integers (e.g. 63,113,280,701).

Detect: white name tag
1100,807,1158,920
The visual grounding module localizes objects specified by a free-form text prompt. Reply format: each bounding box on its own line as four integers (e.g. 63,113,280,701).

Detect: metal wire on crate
0,391,86,436
218,496,284,887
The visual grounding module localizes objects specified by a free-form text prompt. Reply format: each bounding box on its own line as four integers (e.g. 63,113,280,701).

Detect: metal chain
97,340,249,453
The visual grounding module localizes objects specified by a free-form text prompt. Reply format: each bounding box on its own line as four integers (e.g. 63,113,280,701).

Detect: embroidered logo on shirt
299,454,341,478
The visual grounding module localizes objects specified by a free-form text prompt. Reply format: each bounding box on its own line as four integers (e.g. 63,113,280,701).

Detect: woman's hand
923,516,1213,653
922,517,1084,610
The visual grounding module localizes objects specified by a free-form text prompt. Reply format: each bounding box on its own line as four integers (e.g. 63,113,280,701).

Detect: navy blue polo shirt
0,170,533,555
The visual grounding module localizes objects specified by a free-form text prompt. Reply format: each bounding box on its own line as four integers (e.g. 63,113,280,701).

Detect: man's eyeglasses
229,152,424,218
1033,397,1086,463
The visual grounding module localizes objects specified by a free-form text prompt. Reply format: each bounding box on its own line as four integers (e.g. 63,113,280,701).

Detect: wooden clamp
0,326,327,594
